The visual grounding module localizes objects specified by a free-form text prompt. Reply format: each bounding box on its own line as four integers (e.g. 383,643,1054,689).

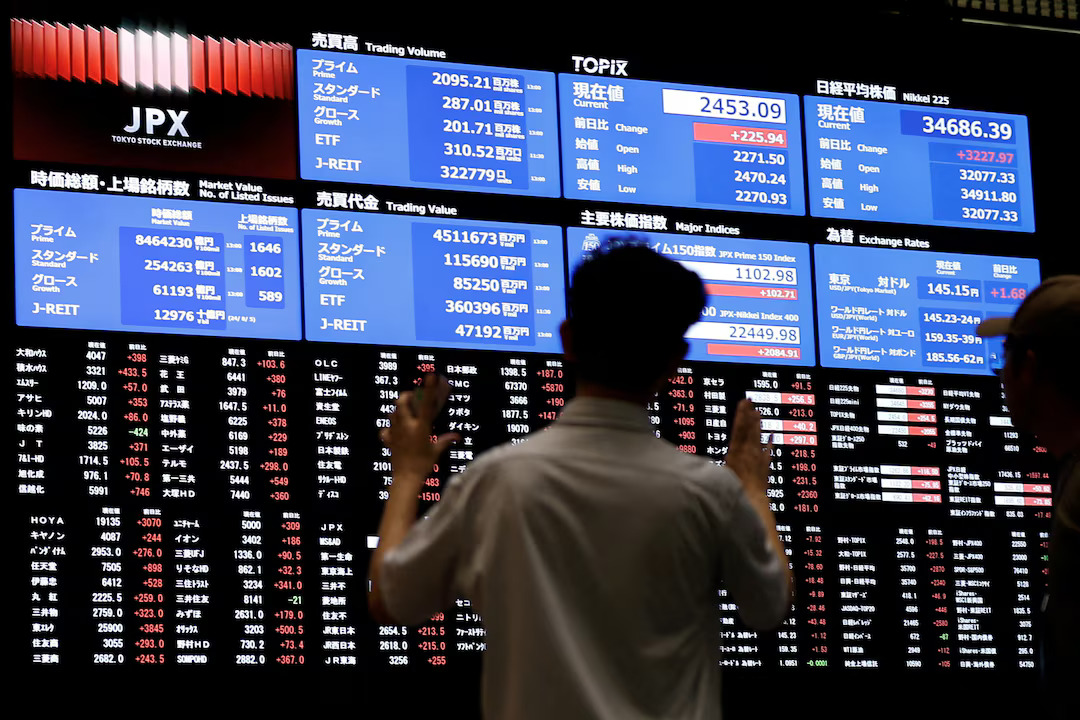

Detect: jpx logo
571,56,628,76
123,107,190,137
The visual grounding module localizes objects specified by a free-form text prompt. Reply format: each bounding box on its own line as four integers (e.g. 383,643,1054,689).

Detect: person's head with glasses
977,275,1080,461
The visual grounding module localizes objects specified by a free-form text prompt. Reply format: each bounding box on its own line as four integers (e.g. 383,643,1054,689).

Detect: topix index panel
560,75,805,215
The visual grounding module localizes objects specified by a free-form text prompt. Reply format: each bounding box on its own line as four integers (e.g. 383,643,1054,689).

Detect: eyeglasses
989,335,1035,378
988,335,1010,378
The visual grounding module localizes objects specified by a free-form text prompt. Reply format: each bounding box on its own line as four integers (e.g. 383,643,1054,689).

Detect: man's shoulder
678,453,744,510
468,426,741,493
447,439,533,489
468,437,532,468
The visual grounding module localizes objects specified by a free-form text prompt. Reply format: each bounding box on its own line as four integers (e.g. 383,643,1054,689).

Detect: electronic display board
8,6,1067,717
814,245,1040,374
560,75,805,214
14,189,302,339
298,51,560,196
804,97,1035,232
567,228,815,365
302,211,565,351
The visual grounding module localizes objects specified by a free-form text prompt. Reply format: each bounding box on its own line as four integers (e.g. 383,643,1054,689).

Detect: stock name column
442,358,481,663
362,352,414,669
940,374,1015,668
693,359,748,667
16,343,65,664
454,352,567,658
159,350,213,664
309,351,361,669
824,372,940,670
942,375,1007,668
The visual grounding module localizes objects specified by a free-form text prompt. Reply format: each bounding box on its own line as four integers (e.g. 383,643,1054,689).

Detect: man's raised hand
724,398,772,494
380,373,460,479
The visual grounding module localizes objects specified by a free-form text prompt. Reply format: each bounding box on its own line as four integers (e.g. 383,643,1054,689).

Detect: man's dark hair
1010,336,1080,406
568,237,706,392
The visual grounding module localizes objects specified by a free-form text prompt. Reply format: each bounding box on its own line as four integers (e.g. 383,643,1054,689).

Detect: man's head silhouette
562,238,706,395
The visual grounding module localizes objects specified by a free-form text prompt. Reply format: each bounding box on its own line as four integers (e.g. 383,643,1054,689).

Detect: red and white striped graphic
11,19,294,99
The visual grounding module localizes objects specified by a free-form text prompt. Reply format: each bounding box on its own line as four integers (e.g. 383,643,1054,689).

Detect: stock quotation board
804,97,1034,232
9,9,1057,708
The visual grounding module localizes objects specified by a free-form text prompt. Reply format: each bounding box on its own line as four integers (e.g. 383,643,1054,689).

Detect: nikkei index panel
805,97,1034,232
560,76,805,215
298,51,559,196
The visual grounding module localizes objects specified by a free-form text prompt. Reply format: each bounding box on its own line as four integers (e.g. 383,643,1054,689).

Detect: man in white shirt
368,242,793,719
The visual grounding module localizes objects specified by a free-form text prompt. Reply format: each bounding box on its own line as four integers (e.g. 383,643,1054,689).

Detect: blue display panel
805,97,1034,232
814,245,1040,374
298,51,560,196
566,228,815,365
559,76,805,215
303,211,565,351
14,189,301,339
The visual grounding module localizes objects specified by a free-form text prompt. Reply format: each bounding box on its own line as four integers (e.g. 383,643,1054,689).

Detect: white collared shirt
382,397,790,720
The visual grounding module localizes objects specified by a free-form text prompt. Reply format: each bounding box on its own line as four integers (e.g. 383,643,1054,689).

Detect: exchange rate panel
298,51,560,196
302,211,565,352
14,189,302,339
814,245,1040,374
560,76,805,215
804,97,1034,232
566,228,815,365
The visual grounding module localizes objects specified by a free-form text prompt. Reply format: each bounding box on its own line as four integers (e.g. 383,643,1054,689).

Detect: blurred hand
380,374,460,479
724,399,772,495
